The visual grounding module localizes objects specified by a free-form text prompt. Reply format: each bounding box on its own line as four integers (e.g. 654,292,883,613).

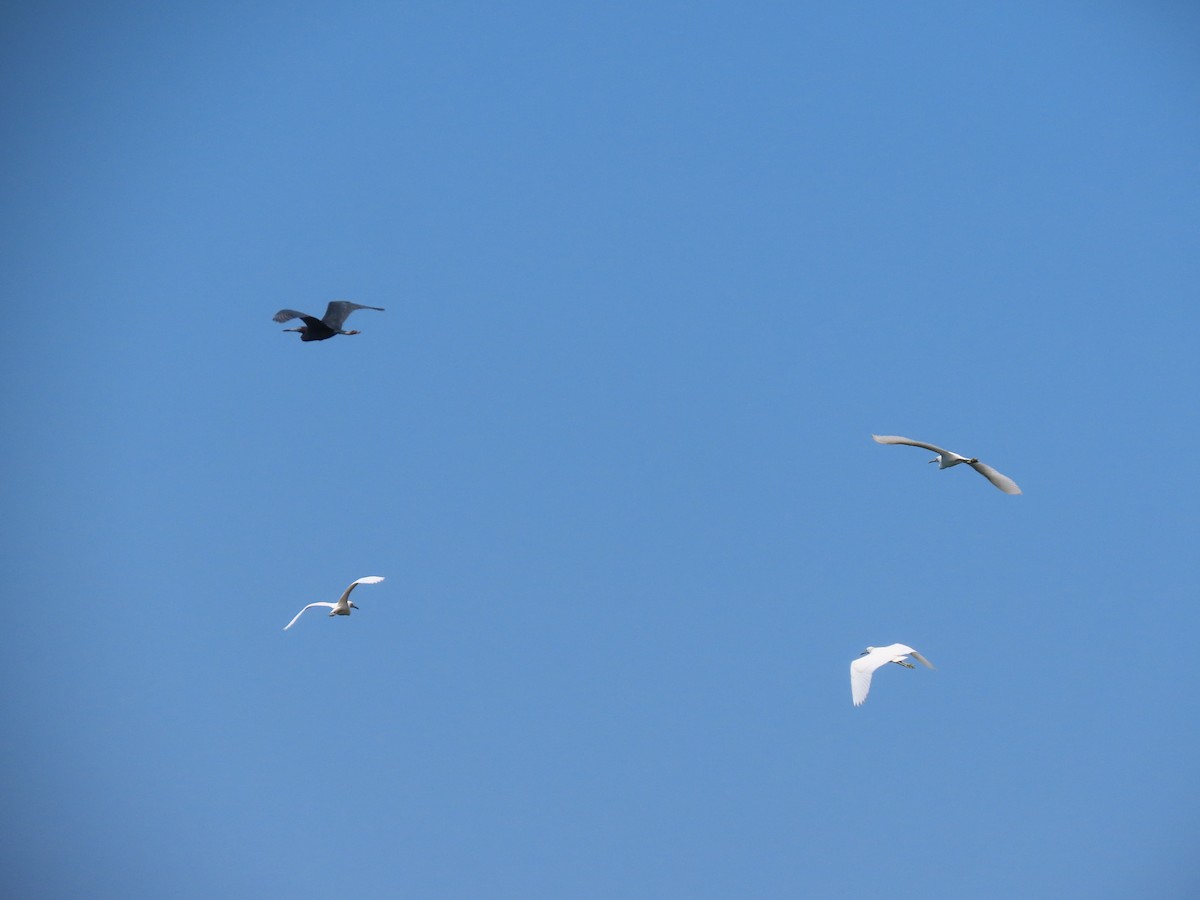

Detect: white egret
871,434,1022,494
851,643,934,706
283,576,385,631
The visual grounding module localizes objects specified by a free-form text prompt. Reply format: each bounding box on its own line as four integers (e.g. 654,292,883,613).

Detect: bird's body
283,576,385,630
871,434,1022,494
928,449,972,470
274,301,384,341
851,643,934,706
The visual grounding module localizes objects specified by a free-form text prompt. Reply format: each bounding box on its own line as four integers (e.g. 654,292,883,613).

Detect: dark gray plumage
273,301,385,341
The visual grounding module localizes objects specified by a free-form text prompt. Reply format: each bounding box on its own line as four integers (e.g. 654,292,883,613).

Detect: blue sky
3,2,1198,897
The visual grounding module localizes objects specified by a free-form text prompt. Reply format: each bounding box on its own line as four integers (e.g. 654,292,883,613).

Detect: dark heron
273,301,385,341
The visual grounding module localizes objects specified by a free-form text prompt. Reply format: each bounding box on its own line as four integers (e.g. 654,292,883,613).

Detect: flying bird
871,434,1022,494
283,576,385,631
851,643,934,706
273,301,385,341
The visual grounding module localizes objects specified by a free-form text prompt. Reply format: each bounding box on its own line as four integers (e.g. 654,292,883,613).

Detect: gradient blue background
3,2,1198,897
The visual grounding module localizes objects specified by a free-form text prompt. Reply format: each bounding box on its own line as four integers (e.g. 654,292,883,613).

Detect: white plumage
851,643,935,706
872,434,1022,494
283,576,385,631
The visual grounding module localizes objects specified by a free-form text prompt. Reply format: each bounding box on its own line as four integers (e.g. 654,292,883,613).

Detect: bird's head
860,647,876,656
351,602,359,610
927,456,940,465
967,458,979,464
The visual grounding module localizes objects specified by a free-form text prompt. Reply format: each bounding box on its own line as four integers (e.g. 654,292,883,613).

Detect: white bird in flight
283,576,385,631
871,434,1022,494
851,643,935,706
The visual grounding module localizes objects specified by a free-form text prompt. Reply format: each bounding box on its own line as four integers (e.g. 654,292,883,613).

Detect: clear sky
3,2,1198,897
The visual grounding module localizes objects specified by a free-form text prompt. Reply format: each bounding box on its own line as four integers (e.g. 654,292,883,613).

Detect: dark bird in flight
273,301,385,341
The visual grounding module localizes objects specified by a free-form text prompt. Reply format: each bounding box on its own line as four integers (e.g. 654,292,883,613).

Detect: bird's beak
351,603,359,609
859,650,869,656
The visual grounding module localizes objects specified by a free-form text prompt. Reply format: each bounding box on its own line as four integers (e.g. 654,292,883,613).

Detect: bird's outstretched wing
967,461,1022,495
908,650,936,669
871,434,951,455
336,575,385,606
283,602,337,631
321,301,385,330
850,655,884,706
273,309,318,324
